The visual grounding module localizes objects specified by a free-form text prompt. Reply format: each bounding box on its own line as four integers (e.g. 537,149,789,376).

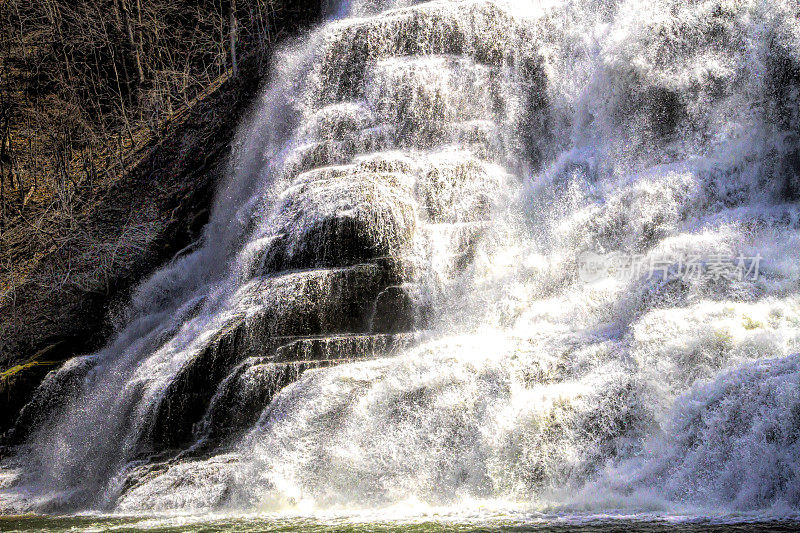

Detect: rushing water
2,0,800,526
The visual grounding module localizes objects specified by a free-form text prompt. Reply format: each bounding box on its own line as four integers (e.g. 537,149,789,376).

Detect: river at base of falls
2,511,800,533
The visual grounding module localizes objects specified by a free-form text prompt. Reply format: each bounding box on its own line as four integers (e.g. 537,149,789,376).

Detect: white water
2,0,800,518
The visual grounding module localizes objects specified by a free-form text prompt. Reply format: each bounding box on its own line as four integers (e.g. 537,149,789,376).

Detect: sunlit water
2,0,800,525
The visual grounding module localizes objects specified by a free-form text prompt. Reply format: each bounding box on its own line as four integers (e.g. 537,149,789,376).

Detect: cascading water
2,0,800,519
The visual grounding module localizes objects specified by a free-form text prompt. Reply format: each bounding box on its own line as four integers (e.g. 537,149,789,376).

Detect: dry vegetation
1,0,287,294
0,0,321,370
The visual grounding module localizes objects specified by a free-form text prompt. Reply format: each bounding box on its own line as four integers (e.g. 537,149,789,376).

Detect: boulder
259,171,417,272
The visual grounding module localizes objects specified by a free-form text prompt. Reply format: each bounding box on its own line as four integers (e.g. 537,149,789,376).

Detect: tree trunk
121,0,145,84
229,0,238,76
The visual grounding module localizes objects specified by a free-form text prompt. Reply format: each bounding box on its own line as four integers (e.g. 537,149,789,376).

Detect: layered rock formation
127,0,542,460
0,1,540,511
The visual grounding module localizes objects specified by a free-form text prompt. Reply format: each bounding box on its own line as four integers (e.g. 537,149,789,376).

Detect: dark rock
4,356,96,446
260,172,417,273
371,286,417,334
192,332,417,453
0,343,65,442
190,359,335,452
766,43,800,131
145,262,413,453
646,86,685,139
780,138,800,202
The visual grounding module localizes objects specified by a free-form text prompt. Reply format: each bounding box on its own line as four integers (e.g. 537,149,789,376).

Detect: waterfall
2,0,800,517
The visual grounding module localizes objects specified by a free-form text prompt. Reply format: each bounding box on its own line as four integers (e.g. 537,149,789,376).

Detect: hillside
0,0,324,436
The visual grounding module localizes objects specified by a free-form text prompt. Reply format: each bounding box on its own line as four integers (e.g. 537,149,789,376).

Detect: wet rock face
5,2,539,503
260,170,418,272
372,286,417,334
118,0,540,460
6,356,96,446
194,359,329,449
144,150,519,454
767,44,800,132
780,139,800,202
0,360,61,447
191,333,418,451
146,264,414,452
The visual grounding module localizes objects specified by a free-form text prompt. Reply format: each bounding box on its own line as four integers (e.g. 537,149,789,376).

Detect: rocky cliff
0,1,326,440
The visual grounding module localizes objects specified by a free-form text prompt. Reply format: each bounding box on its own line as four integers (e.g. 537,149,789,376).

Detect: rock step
272,332,418,363
282,118,505,177
314,0,539,104
189,358,335,451
145,263,413,453
190,338,419,454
